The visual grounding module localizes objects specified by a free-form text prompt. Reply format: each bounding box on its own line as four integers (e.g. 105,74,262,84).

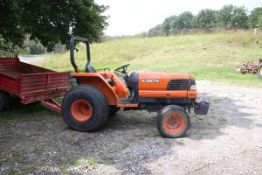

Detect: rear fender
72,73,118,105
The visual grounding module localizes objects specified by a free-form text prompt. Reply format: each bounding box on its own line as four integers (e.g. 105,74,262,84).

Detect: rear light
190,85,197,90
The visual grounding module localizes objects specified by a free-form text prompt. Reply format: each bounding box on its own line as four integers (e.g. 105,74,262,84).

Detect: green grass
41,30,262,86
59,156,98,174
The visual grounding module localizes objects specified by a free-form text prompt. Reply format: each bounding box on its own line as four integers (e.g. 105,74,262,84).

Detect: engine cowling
138,72,195,91
126,71,197,100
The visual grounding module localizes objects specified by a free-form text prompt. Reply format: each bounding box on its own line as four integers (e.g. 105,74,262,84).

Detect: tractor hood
137,72,195,91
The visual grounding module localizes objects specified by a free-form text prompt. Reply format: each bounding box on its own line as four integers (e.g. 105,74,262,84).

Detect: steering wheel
114,64,130,77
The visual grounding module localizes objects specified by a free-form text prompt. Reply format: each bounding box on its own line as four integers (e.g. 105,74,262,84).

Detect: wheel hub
71,99,92,122
163,112,186,134
166,115,180,129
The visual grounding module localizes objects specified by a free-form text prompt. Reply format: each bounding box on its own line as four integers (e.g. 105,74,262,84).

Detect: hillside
41,30,262,86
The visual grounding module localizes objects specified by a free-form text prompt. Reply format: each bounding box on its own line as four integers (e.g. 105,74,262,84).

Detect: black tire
258,64,262,79
0,91,11,112
76,85,110,130
3,92,11,110
0,91,5,112
62,85,109,131
157,105,190,138
109,106,120,117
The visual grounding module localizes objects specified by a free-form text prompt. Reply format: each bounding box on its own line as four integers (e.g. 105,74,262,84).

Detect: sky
95,0,261,36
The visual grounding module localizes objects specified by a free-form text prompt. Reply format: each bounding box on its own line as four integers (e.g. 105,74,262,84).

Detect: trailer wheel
0,91,5,112
3,92,11,110
258,64,262,79
62,85,109,131
0,91,11,112
109,106,120,117
157,105,190,138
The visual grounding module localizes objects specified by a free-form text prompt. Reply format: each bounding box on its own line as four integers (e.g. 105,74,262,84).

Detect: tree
0,0,107,51
217,5,248,29
217,5,234,28
191,16,199,28
257,16,262,28
231,6,248,28
177,12,194,29
196,9,217,28
168,16,179,32
249,7,262,28
163,18,172,36
148,24,163,37
147,5,260,36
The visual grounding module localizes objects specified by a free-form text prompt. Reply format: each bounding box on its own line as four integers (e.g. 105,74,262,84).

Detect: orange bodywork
72,71,197,108
138,72,197,99
72,71,129,105
139,90,196,98
139,72,190,90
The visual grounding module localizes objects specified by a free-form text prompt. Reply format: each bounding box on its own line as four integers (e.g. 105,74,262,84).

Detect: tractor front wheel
62,85,109,131
157,105,190,138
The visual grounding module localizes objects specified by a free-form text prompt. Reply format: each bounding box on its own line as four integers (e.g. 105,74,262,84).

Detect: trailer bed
0,57,69,106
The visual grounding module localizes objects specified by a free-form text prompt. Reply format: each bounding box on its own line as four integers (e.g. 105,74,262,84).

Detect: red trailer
0,57,70,113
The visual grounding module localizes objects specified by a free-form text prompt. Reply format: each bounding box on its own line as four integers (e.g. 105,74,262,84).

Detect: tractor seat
85,65,96,73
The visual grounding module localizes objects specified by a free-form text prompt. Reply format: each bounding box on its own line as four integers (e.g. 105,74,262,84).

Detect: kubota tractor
62,36,209,138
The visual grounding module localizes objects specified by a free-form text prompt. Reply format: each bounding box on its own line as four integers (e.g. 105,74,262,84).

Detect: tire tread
62,85,109,131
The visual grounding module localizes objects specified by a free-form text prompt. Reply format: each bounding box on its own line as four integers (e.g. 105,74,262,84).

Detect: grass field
41,30,262,86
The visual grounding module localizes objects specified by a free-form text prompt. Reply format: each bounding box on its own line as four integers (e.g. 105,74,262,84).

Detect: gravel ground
0,81,262,175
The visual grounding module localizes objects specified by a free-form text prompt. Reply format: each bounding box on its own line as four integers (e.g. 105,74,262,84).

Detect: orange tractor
62,36,209,138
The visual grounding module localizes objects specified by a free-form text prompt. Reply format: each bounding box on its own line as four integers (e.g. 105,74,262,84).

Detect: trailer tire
258,64,262,79
0,91,5,112
157,105,190,138
3,92,11,110
0,91,11,112
62,85,109,131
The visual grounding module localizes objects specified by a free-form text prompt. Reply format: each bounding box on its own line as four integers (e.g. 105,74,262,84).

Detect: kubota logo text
142,79,160,83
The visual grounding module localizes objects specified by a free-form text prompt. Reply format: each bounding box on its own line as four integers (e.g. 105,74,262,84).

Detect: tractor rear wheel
157,105,190,138
62,85,109,131
258,64,262,79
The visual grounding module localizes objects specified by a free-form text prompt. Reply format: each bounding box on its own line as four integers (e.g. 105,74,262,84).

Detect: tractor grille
167,79,190,90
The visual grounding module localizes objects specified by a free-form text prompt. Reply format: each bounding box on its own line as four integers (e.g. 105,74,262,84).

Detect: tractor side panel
74,73,118,105
139,90,188,98
138,72,197,99
138,72,191,91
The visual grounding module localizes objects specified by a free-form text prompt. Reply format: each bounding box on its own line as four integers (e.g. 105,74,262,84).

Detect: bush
23,37,46,55
29,43,46,55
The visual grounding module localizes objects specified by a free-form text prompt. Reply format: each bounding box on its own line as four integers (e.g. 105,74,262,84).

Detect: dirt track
0,81,262,174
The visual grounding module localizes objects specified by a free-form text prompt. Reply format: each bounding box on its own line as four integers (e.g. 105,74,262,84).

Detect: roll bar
70,35,91,72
